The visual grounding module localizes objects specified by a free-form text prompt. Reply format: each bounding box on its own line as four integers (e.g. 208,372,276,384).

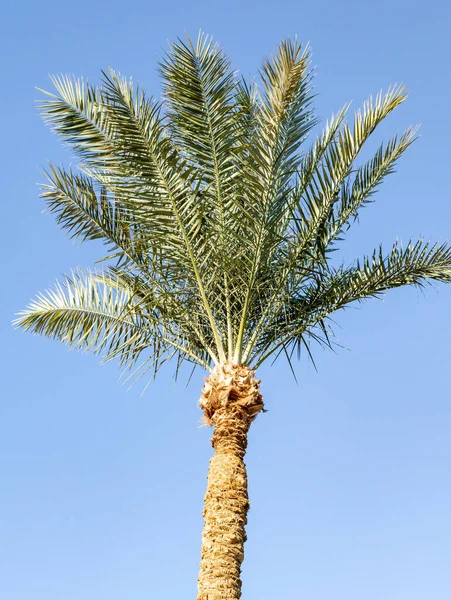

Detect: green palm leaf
41,165,147,269
14,270,211,376
253,239,451,367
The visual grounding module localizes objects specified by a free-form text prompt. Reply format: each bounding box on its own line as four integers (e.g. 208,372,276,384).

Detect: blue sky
2,0,451,598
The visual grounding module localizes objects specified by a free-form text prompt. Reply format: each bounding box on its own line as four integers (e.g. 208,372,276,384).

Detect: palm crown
17,34,451,382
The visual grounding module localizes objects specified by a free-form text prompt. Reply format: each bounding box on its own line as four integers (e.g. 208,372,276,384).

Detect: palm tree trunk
197,364,264,600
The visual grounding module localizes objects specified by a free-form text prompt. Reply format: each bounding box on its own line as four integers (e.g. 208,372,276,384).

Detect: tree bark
197,364,264,600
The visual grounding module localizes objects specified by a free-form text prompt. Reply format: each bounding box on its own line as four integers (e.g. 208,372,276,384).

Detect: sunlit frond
252,240,451,367
15,270,211,378
15,270,153,364
232,38,317,361
319,125,418,252
291,85,409,261
41,165,147,269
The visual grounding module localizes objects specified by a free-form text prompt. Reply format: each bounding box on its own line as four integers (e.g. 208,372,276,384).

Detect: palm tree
16,33,451,599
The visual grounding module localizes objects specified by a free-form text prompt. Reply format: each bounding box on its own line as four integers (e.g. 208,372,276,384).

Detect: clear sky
2,0,451,598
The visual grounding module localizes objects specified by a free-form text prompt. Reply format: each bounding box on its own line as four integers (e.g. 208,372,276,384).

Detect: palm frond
160,32,238,198
252,239,451,366
15,270,211,377
258,38,316,179
240,106,350,362
291,85,409,262
41,165,147,269
38,75,115,167
15,270,152,365
240,86,411,361
38,69,228,361
233,38,316,361
101,68,227,360
320,125,418,251
160,33,242,355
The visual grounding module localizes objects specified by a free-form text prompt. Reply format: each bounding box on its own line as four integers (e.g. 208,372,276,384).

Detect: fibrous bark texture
197,363,264,600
